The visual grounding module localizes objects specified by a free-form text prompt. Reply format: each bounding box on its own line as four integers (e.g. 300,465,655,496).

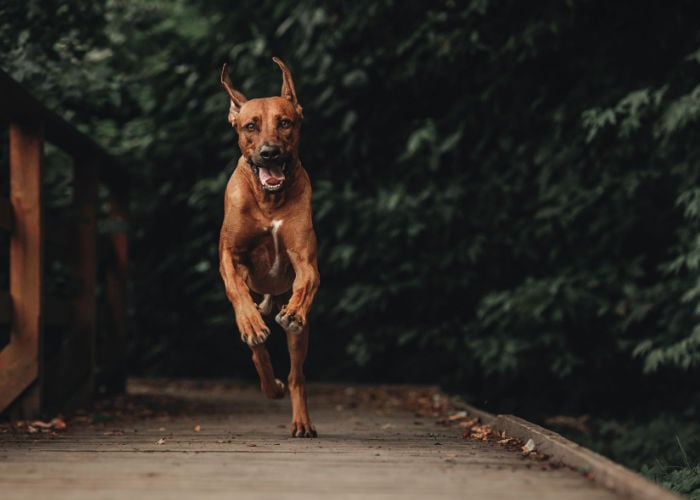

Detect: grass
547,414,700,499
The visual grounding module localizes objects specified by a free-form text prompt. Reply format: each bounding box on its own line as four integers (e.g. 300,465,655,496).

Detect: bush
2,0,699,415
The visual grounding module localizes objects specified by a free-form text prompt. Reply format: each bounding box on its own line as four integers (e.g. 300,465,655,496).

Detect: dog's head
221,57,303,193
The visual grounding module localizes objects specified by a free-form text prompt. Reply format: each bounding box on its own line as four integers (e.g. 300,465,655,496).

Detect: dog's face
221,58,303,193
235,97,301,193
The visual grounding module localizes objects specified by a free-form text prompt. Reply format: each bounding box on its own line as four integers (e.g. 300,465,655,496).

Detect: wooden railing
0,70,128,417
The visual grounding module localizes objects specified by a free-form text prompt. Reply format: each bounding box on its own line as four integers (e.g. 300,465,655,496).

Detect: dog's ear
221,63,248,127
272,57,303,120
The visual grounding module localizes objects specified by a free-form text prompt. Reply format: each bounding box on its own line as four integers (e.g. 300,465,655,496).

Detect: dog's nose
259,145,281,161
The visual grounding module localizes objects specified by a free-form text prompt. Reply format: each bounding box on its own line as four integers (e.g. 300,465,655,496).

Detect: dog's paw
261,378,287,399
237,308,271,346
291,420,317,438
241,326,270,346
275,310,303,334
273,378,287,399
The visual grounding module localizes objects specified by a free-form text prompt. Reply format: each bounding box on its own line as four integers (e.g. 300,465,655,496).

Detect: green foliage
648,465,700,499
2,0,700,414
556,416,700,498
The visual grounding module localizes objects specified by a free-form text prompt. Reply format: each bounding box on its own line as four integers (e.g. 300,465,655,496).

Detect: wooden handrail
0,68,129,416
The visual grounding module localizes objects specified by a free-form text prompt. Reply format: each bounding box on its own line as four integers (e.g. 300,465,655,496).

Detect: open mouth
256,161,287,192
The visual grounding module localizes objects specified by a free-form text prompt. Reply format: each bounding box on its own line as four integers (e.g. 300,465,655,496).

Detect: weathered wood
0,70,130,416
0,382,633,500
0,121,44,414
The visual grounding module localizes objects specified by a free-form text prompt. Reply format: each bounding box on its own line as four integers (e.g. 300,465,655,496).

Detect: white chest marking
269,219,283,277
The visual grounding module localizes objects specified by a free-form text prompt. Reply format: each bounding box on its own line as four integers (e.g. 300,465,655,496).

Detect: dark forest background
2,1,700,493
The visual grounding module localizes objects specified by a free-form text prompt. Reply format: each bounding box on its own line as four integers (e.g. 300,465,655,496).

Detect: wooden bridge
0,69,128,417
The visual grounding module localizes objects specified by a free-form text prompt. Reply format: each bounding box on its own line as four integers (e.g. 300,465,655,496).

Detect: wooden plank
0,121,43,414
0,382,638,499
0,197,12,231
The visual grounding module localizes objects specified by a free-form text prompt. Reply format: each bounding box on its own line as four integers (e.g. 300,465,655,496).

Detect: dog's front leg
219,245,271,346
275,248,320,333
220,246,285,399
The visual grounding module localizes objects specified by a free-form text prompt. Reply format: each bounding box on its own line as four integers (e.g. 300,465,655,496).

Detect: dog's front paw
240,326,270,346
237,307,271,346
275,309,303,334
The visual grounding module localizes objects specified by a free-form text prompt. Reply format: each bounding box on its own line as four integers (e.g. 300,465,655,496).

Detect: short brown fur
219,58,320,437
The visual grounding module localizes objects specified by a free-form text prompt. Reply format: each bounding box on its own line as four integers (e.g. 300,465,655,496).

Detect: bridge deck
0,379,622,499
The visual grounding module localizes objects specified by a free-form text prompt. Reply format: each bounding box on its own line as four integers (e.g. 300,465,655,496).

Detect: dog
219,58,320,437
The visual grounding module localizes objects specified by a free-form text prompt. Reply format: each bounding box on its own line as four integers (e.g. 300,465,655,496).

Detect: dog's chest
245,218,293,294
264,219,284,277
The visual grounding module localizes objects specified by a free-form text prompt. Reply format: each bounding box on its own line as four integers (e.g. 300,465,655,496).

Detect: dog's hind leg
251,344,286,399
256,294,273,315
285,323,316,437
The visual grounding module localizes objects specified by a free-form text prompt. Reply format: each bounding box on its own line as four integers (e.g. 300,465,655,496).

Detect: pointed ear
220,63,248,127
272,57,303,119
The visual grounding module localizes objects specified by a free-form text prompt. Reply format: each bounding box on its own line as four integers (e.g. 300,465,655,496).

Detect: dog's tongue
258,165,285,186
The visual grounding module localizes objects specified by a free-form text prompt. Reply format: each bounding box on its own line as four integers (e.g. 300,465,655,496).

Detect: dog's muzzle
252,145,288,192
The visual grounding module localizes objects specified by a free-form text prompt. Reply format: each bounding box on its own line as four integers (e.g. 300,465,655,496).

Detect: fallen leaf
447,411,468,421
457,417,479,429
522,438,536,454
50,418,67,431
30,420,53,429
498,437,518,445
155,437,167,445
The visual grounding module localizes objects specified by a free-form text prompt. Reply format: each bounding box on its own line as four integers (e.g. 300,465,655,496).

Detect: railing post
42,156,100,411
73,156,98,396
103,189,128,393
0,121,44,415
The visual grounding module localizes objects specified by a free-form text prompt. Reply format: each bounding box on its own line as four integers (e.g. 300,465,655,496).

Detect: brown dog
219,58,320,437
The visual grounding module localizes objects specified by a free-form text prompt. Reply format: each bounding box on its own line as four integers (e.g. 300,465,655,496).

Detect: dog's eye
244,123,257,132
279,119,292,129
